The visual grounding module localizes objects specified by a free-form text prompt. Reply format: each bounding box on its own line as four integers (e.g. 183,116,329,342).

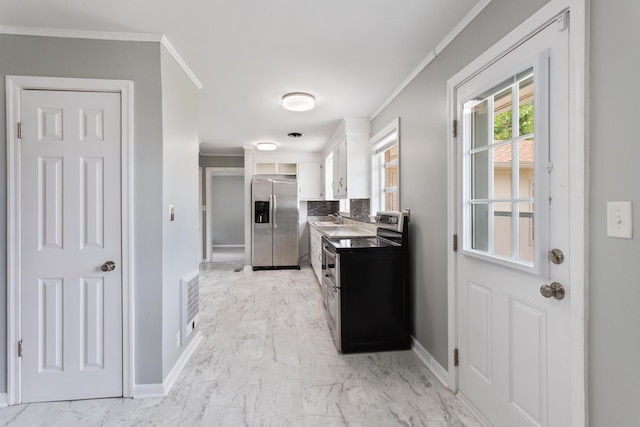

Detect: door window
462,66,546,271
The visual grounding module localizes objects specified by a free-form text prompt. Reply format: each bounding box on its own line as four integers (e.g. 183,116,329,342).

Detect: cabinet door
298,161,323,200
333,137,348,198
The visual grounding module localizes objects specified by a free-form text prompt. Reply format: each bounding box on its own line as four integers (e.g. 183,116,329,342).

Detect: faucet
328,212,343,224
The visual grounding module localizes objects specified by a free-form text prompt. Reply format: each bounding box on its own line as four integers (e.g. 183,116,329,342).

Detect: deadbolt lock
548,249,564,264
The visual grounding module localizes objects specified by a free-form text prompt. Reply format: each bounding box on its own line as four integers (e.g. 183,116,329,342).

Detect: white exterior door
455,18,570,426
20,89,122,402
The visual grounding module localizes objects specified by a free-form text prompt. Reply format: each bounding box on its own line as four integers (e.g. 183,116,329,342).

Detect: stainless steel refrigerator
251,177,300,270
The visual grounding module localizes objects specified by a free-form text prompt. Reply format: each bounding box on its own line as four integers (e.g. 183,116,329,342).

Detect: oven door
324,269,341,351
322,241,341,351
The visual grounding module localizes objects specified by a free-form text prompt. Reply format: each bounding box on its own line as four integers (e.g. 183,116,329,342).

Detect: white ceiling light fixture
257,141,277,151
282,92,315,112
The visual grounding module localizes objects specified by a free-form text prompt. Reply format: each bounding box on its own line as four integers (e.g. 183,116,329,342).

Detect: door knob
540,282,565,300
101,261,116,272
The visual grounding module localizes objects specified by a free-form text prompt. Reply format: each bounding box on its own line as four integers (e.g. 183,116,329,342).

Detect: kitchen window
371,118,400,213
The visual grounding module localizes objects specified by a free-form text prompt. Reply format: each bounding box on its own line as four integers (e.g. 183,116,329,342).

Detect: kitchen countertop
308,218,377,238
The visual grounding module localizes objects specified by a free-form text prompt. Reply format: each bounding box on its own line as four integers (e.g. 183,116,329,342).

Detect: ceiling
0,0,483,154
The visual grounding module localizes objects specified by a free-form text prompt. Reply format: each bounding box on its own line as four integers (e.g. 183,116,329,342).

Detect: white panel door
456,19,570,426
20,89,122,402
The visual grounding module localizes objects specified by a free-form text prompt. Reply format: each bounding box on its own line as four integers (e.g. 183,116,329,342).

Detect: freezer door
272,179,299,267
252,178,273,267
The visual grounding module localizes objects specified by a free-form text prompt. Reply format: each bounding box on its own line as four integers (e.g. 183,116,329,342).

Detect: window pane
519,139,534,200
471,150,489,199
384,145,398,162
471,203,489,252
519,75,534,137
493,88,513,142
385,191,398,211
518,202,534,263
385,163,398,188
493,144,512,199
470,100,490,149
493,202,512,258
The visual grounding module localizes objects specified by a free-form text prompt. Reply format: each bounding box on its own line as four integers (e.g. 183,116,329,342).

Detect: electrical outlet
176,331,181,349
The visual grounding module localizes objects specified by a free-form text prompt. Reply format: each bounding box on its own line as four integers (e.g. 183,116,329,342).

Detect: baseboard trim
411,336,450,389
456,390,492,426
133,331,203,399
162,331,203,394
132,383,164,399
0,393,7,407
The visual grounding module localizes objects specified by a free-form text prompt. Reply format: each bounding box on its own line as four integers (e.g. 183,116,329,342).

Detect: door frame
446,1,587,426
5,75,134,404
204,167,244,262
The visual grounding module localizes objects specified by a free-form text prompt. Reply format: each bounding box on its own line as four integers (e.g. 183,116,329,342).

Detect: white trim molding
133,331,203,399
204,167,245,263
5,75,135,404
0,393,7,408
0,26,202,90
160,36,203,89
446,1,587,426
369,0,492,120
411,337,449,389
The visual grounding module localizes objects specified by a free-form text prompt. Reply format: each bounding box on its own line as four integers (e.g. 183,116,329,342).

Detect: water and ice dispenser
254,201,270,223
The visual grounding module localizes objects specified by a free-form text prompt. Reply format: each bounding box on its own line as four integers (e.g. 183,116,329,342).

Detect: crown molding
0,25,161,42
369,0,492,120
0,25,202,90
160,36,203,89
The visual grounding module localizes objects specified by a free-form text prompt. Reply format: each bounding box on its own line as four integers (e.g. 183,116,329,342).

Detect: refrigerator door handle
273,194,278,229
269,194,274,230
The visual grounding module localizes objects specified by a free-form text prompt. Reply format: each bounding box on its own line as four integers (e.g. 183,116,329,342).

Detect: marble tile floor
0,263,481,427
210,246,245,263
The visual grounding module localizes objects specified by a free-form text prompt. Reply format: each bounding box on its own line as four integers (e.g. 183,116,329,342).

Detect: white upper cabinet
329,119,370,199
298,161,324,200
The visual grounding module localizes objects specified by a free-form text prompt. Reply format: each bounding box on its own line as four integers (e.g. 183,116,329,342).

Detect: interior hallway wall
198,155,244,257
210,175,245,246
588,0,640,424
370,0,549,368
0,34,165,387
160,46,200,378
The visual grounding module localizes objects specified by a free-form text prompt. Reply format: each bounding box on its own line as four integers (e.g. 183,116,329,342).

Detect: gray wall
370,0,549,367
0,35,165,387
588,0,640,424
160,47,200,377
198,155,245,255
211,175,245,245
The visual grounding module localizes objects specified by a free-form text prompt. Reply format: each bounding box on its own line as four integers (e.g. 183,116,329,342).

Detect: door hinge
452,120,458,138
454,348,459,367
18,340,23,357
453,234,458,252
17,122,22,139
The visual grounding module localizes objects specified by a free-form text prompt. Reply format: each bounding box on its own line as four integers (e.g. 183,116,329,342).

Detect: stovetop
325,236,401,250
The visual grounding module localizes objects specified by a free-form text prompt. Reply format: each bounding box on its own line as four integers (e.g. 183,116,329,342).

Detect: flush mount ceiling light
282,92,315,112
256,142,277,151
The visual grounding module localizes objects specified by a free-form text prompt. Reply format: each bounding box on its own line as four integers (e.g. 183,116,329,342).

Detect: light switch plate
607,201,632,239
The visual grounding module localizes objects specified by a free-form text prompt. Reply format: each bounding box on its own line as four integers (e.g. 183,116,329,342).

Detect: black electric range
321,211,410,354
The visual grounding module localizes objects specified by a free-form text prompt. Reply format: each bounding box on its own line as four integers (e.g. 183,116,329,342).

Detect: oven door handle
322,245,335,257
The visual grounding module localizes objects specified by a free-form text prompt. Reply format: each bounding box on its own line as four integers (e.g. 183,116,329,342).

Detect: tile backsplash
307,200,340,216
349,199,370,220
